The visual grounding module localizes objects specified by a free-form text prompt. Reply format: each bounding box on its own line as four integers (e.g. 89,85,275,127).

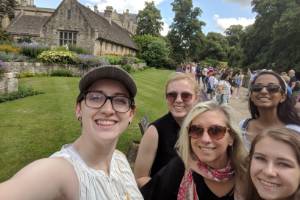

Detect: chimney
94,5,98,13
104,6,113,24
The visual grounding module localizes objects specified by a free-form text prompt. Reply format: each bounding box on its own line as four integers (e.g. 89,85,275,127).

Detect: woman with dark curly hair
240,70,300,150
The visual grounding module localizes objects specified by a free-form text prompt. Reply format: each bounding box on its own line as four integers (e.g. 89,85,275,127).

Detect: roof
77,3,137,50
6,14,49,36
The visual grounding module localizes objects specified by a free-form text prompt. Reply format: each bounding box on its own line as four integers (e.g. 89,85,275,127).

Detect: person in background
216,72,231,105
244,127,300,200
281,72,292,96
234,70,244,99
240,70,300,150
0,65,143,200
134,72,199,187
141,101,248,200
288,69,297,91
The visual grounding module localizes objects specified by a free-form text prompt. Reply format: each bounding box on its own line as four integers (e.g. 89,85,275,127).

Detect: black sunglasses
251,84,282,93
188,124,229,140
166,92,193,103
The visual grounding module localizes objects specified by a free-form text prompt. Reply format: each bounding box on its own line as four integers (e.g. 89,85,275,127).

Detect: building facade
5,0,138,56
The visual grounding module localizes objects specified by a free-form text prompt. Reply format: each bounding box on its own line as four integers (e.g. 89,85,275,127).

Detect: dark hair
220,72,229,80
244,127,300,200
249,71,300,125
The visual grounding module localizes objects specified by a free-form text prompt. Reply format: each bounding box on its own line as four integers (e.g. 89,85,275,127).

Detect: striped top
51,144,143,200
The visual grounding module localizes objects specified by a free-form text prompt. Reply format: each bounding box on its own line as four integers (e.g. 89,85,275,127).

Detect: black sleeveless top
150,112,180,177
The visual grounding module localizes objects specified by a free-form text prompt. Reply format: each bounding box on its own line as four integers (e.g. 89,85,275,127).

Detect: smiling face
250,74,286,109
76,79,135,143
250,137,300,200
190,110,233,169
166,79,198,122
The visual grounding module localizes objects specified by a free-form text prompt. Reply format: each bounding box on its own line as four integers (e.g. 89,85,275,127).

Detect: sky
34,0,256,36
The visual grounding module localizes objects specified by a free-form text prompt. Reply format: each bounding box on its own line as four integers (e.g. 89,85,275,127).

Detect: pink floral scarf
177,160,235,200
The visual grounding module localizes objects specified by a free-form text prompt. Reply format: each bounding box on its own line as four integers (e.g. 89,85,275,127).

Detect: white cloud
223,0,252,7
213,14,255,32
160,18,170,36
85,0,165,14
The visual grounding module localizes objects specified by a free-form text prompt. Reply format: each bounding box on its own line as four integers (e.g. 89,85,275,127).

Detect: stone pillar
6,73,18,93
0,73,18,94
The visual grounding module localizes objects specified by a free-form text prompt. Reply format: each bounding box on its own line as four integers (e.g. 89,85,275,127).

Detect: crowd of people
0,64,300,200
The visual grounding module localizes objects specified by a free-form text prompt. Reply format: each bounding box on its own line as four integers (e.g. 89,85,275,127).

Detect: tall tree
241,0,300,70
136,1,163,36
225,25,245,67
167,0,205,63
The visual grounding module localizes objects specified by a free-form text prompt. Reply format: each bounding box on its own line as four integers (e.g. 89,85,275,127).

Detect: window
67,9,71,20
59,31,77,46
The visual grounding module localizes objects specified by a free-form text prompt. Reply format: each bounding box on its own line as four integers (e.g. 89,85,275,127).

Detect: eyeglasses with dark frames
188,124,229,140
166,92,193,103
84,91,133,113
251,84,282,93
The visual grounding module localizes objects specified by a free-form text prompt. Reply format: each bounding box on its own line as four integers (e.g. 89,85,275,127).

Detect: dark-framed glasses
188,124,229,140
166,92,193,103
84,91,133,113
251,84,282,93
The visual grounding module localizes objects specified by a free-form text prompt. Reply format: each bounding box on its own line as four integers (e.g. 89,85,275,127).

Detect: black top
141,156,234,200
150,112,180,177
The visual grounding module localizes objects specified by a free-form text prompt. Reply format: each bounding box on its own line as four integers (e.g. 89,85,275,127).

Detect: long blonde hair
176,101,247,179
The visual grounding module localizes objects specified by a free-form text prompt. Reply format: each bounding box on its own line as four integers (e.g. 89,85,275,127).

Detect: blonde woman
134,72,200,187
141,101,247,200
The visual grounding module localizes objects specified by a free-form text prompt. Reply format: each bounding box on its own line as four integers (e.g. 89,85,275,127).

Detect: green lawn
0,68,172,181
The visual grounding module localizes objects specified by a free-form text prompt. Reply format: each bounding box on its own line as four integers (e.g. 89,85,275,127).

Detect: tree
136,1,163,36
0,0,17,19
225,25,244,47
202,32,229,62
241,0,300,70
167,0,205,63
225,25,245,68
134,34,170,68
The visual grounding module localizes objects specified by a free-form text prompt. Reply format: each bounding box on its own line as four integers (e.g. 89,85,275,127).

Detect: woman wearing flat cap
0,65,143,200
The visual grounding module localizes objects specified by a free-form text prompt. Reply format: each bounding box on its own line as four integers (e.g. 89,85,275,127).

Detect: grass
0,68,171,181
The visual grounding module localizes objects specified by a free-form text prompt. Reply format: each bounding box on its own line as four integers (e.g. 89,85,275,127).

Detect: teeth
199,146,215,150
95,120,116,126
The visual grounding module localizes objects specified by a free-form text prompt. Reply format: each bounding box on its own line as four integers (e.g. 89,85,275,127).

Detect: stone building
4,0,138,56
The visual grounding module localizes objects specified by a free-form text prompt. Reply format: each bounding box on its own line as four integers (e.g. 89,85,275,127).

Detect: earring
77,116,82,121
128,121,131,125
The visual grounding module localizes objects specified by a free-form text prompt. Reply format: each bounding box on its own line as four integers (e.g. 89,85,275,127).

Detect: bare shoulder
142,125,159,141
0,157,78,200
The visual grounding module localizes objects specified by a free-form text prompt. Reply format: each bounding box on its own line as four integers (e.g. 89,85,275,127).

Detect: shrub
103,55,122,65
16,72,36,78
68,45,89,54
0,44,21,54
38,50,78,64
134,35,170,68
121,64,132,73
0,52,29,62
50,69,73,77
18,43,50,58
0,85,44,103
76,54,107,70
0,29,12,42
17,37,32,43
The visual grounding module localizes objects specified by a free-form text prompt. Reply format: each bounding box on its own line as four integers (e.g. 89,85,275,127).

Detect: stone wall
0,73,18,94
4,62,86,76
4,62,146,77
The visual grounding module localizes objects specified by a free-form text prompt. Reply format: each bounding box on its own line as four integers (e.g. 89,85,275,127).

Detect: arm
134,125,159,187
0,158,78,200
